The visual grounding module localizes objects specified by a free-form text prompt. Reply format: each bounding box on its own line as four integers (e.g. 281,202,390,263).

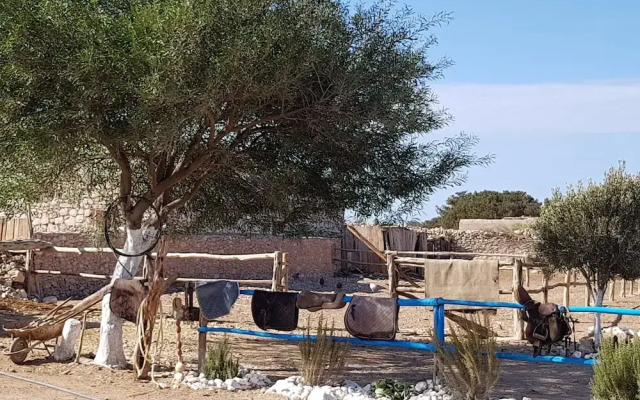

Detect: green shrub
372,379,416,400
591,338,640,400
435,314,499,400
203,336,240,380
298,315,350,386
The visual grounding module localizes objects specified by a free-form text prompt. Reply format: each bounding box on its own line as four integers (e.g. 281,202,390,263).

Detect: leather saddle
344,295,398,340
109,279,149,323
196,281,240,320
515,284,571,357
296,291,346,312
251,290,299,331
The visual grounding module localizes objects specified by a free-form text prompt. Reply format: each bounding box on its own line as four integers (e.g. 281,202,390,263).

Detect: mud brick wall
33,233,339,298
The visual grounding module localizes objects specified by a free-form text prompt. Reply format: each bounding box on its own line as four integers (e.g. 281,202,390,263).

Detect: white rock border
180,366,272,391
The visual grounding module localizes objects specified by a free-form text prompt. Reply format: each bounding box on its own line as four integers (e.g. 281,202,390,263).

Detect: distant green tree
535,164,640,347
432,190,541,229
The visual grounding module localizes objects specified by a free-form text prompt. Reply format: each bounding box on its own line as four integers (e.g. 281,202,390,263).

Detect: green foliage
430,190,541,229
591,338,640,400
373,379,416,400
298,315,350,386
535,164,640,289
436,315,499,400
0,0,489,232
203,336,240,381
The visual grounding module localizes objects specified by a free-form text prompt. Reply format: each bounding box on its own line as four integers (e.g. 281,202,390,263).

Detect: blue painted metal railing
198,290,640,366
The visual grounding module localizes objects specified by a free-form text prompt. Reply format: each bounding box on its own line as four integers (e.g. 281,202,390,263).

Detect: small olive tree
535,164,640,346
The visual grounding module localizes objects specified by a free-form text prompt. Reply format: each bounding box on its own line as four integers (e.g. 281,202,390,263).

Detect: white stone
415,381,427,393
199,377,208,383
308,387,337,400
59,208,68,216
185,375,197,383
362,384,371,394
571,351,582,358
523,397,533,400
15,289,27,299
41,296,58,303
198,373,206,379
69,208,77,217
214,379,223,388
8,269,25,284
53,319,82,361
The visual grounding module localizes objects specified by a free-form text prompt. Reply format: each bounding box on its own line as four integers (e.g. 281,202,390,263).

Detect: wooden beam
390,250,528,258
512,259,524,340
347,225,385,261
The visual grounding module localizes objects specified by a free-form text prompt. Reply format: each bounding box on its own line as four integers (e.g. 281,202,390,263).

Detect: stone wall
33,233,339,298
423,227,537,258
458,217,538,232
31,195,106,234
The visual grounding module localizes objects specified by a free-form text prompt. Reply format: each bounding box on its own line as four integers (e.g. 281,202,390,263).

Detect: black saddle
515,284,572,357
251,290,299,331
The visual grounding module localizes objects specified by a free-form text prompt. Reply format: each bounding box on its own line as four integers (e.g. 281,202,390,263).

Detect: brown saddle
515,285,571,357
296,291,346,312
344,295,398,340
109,279,149,323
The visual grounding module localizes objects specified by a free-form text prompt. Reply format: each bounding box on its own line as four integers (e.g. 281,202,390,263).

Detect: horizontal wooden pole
34,270,274,286
527,281,588,294
42,247,276,261
388,251,527,258
332,258,386,267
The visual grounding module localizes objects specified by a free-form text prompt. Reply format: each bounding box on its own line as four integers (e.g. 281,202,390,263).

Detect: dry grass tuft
203,335,240,380
436,314,500,400
298,314,350,386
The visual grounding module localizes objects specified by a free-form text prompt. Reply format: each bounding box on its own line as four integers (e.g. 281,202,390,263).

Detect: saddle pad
251,290,299,331
196,281,240,320
344,295,398,340
296,291,346,312
110,279,148,323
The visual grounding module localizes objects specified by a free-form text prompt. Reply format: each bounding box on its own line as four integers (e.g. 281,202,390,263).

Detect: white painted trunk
93,228,148,368
53,318,82,361
594,287,605,348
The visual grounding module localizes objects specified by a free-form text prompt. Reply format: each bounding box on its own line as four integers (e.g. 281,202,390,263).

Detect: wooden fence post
281,252,290,291
271,251,282,291
609,278,616,301
585,284,591,306
542,274,549,304
198,313,207,373
512,259,524,340
563,272,571,307
387,253,397,298
622,279,627,298
524,266,530,287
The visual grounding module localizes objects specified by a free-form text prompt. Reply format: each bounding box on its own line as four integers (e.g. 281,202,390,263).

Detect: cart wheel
9,337,29,364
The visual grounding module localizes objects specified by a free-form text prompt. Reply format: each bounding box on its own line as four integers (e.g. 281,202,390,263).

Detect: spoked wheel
9,337,29,364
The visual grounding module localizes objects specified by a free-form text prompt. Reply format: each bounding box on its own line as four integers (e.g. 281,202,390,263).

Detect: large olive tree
1,0,488,367
535,165,640,346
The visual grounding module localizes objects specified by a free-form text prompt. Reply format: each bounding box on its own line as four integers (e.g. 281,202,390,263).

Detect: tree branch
105,144,132,199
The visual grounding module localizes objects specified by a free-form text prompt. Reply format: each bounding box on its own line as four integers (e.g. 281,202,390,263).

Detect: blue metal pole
433,298,445,345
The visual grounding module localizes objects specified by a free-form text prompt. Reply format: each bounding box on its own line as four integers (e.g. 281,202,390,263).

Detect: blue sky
374,0,640,220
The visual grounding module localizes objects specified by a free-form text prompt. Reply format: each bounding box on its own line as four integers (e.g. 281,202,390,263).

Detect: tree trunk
594,285,606,348
93,228,149,368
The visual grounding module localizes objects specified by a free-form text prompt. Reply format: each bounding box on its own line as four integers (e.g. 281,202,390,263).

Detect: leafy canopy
425,190,541,229
0,0,489,234
535,165,640,289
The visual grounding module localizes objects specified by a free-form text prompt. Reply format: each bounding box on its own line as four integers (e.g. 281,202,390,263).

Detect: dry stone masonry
0,252,28,299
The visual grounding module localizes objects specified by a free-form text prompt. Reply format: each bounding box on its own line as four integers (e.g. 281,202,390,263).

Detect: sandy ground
2,269,639,400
